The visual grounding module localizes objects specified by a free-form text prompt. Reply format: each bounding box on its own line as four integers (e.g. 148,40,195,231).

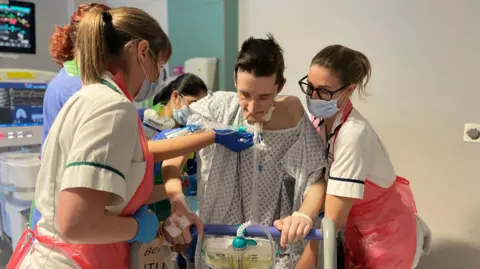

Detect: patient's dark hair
153,73,208,105
235,34,285,86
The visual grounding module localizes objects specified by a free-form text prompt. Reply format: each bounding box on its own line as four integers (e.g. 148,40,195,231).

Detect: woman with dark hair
152,73,209,127
147,73,208,269
148,73,209,221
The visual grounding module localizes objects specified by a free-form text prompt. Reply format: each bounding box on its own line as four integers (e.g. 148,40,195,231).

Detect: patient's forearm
162,157,188,199
148,132,215,162
164,175,183,200
299,181,327,219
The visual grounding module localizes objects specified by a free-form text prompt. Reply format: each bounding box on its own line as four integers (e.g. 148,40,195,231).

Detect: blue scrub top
41,68,83,145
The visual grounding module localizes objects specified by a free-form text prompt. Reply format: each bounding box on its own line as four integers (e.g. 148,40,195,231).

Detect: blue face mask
306,96,340,119
134,55,164,102
172,96,191,125
134,78,160,102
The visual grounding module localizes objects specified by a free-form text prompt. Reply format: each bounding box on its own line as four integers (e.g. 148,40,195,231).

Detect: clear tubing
250,122,263,223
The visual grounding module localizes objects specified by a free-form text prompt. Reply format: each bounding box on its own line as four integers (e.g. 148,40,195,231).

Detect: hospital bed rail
191,217,337,269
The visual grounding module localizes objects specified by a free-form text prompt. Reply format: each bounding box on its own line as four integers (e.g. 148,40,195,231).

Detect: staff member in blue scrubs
42,3,111,142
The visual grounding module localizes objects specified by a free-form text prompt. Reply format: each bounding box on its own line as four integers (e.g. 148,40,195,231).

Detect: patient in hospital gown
188,91,327,268
161,35,328,268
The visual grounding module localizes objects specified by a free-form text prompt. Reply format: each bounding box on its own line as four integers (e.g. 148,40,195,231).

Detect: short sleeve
61,99,138,206
188,91,239,126
327,125,372,199
301,117,328,191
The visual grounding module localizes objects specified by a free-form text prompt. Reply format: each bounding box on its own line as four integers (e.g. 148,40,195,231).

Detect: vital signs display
0,1,36,54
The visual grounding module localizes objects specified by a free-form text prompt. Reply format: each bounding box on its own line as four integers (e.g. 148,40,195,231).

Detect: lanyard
315,100,354,162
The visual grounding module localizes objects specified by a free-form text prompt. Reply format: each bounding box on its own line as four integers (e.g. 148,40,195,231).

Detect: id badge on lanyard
314,100,353,177
315,119,341,163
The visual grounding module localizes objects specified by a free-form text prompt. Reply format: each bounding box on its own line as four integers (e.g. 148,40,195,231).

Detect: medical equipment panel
0,69,55,252
0,68,56,147
0,1,37,54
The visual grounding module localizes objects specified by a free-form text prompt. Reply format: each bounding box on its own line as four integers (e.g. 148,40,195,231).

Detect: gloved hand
128,205,159,243
164,194,204,245
274,211,313,248
213,129,254,152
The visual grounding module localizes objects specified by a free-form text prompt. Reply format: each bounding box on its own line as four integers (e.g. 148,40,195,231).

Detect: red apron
7,75,154,269
314,101,418,269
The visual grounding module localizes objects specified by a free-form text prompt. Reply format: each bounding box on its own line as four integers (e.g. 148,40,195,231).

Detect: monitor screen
0,1,36,54
0,82,45,128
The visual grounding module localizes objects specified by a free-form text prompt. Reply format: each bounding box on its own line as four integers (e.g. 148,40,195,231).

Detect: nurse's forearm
299,181,327,219
149,132,215,162
62,213,139,244
57,188,138,244
324,194,355,231
296,241,319,269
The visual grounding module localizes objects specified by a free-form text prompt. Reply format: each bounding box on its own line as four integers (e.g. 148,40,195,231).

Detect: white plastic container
202,236,274,269
0,152,40,200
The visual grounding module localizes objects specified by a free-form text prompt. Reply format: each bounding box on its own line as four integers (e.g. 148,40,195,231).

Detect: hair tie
102,11,112,23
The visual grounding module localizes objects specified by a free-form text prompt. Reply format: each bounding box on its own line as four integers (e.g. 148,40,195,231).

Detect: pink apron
7,75,154,269
314,101,418,269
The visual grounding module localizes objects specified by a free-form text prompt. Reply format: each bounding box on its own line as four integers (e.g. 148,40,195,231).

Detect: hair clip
102,11,112,23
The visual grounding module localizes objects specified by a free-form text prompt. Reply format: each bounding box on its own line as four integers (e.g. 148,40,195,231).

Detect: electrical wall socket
464,123,480,143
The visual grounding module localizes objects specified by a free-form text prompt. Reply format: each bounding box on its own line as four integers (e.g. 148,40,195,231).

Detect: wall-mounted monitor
0,1,36,54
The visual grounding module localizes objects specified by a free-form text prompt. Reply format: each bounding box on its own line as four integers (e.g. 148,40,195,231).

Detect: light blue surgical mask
306,96,340,119
134,59,163,102
172,96,191,125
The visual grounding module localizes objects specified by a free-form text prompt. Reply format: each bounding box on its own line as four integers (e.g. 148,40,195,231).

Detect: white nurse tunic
23,74,147,268
314,106,431,268
318,107,396,198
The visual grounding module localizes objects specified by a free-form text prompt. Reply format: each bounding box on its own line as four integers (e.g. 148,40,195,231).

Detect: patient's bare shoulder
267,95,305,129
276,95,304,121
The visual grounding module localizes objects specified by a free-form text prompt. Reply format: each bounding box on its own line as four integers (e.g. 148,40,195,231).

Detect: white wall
104,0,168,73
103,0,168,34
0,0,70,72
240,1,480,268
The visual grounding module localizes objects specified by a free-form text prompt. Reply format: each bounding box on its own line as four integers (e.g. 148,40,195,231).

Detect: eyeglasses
298,75,349,101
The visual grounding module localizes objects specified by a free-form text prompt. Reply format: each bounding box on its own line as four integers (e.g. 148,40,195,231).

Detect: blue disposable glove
213,129,254,152
128,205,159,243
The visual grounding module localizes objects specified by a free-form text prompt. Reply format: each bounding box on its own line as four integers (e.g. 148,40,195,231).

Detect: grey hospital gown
188,92,327,268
